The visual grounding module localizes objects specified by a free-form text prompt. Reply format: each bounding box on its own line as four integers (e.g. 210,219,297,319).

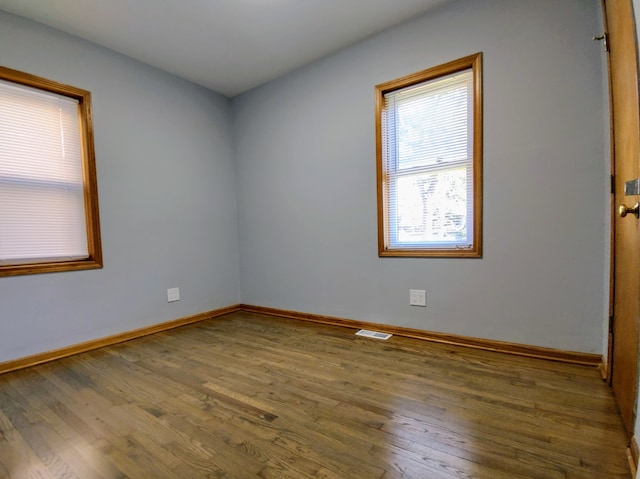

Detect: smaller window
0,66,102,276
375,53,483,257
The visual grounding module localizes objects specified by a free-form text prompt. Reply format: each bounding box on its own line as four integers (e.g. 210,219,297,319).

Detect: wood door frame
603,0,616,384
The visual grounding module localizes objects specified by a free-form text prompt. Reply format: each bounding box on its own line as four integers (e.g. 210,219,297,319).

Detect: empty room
0,0,639,477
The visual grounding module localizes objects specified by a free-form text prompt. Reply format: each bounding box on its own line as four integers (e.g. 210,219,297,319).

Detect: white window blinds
382,69,474,249
0,78,89,265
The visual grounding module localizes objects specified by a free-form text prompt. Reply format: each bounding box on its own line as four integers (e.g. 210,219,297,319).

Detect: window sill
0,258,103,277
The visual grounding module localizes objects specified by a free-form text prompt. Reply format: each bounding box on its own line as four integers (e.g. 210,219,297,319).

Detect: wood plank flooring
0,311,631,478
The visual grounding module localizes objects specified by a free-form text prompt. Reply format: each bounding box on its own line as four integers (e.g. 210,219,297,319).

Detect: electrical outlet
167,287,180,302
409,289,426,307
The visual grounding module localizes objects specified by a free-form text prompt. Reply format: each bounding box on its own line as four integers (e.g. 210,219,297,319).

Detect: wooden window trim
0,66,102,277
375,53,483,258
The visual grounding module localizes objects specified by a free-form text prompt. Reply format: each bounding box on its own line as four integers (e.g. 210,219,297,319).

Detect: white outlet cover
167,288,180,302
409,289,426,307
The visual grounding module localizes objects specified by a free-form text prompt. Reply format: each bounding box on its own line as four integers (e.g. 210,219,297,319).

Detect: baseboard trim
600,359,610,381
0,303,603,375
629,435,639,477
241,304,602,366
0,304,241,375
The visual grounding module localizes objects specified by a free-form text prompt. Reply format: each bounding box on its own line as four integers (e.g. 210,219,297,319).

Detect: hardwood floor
0,311,631,478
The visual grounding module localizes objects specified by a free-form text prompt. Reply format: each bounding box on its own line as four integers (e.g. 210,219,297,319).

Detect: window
0,66,102,276
375,53,482,257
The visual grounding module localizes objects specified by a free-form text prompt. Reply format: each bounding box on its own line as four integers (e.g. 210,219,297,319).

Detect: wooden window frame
0,66,102,277
375,53,483,258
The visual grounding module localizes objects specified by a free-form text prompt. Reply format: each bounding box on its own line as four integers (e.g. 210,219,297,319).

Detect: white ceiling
0,0,455,97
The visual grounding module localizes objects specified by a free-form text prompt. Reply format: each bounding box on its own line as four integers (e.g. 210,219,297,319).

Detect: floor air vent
355,329,392,340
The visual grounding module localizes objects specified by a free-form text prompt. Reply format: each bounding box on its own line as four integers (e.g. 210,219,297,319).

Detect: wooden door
605,0,640,437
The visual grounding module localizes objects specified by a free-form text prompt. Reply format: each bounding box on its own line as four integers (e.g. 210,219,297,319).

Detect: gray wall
233,0,607,353
0,12,241,363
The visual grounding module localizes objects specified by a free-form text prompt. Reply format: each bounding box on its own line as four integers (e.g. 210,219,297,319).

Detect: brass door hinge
593,32,610,52
611,174,615,195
